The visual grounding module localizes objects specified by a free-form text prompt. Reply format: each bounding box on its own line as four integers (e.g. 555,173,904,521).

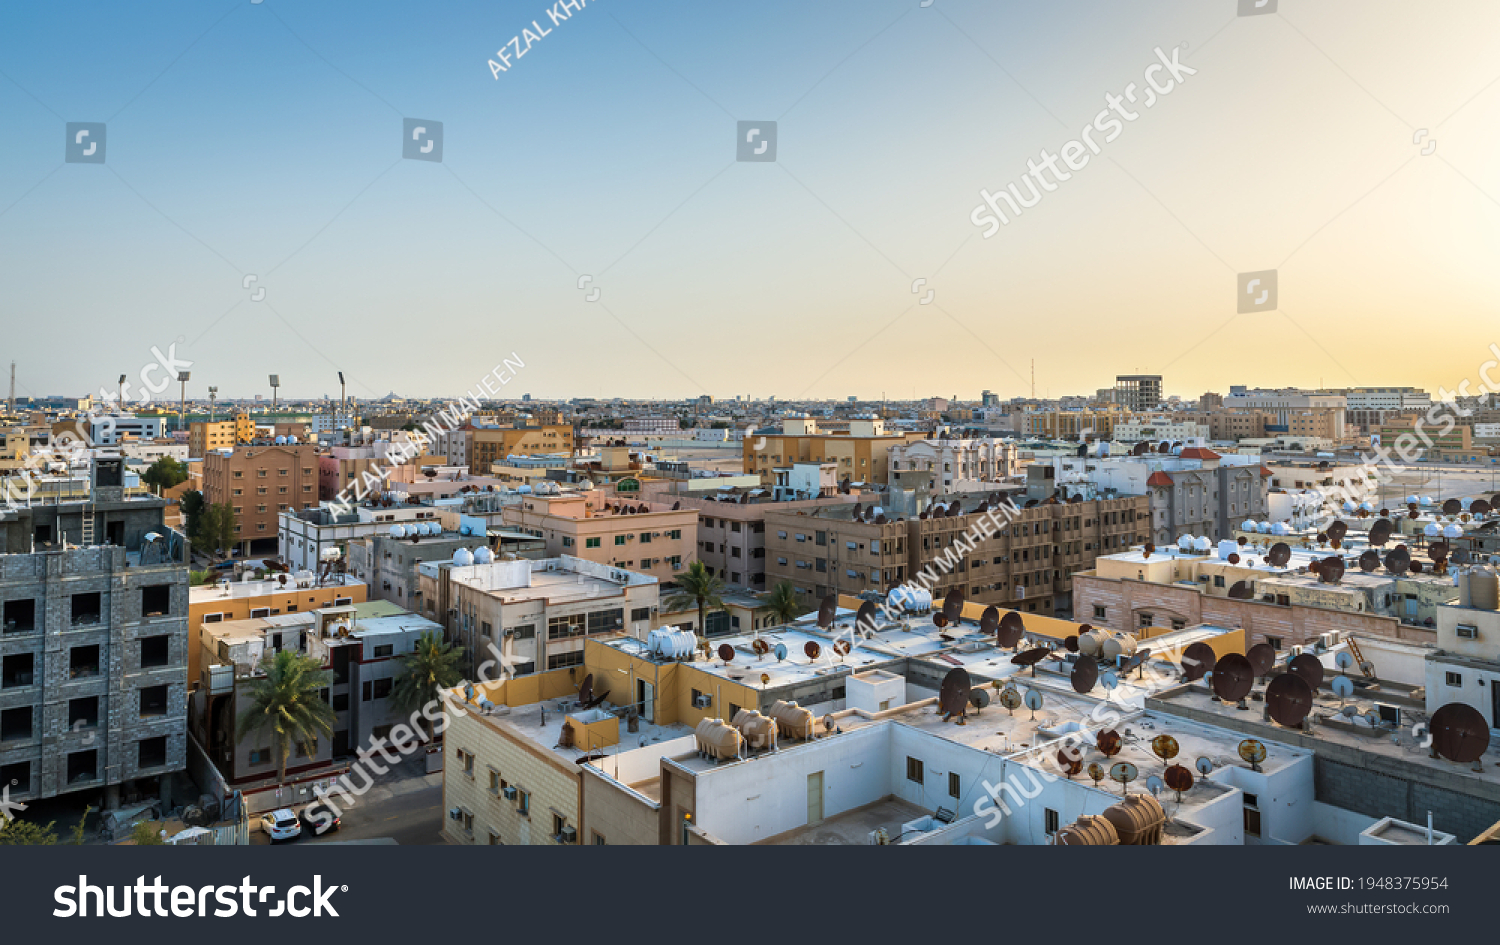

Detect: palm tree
391,631,463,741
664,560,726,640
765,580,801,627
234,650,335,785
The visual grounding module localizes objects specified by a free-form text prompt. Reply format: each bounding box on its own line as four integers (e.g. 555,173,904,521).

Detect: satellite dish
1334,650,1355,671
1227,580,1252,600
979,606,999,636
1328,520,1348,543
1289,653,1324,690
1319,555,1345,584
832,639,852,659
1182,642,1217,681
1071,654,1099,693
942,589,964,624
1384,546,1410,575
1056,747,1083,778
1211,653,1254,703
1146,775,1165,797
1099,671,1120,692
1430,703,1491,764
751,638,770,658
1331,675,1355,699
1267,542,1291,567
938,667,972,722
1163,765,1194,797
968,687,990,711
1369,518,1393,546
1108,762,1138,794
856,600,878,631
1228,553,1241,564
1246,642,1276,677
577,673,595,705
1151,734,1180,764
717,643,735,664
817,596,836,630
932,613,949,629
1194,756,1213,777
773,643,787,661
803,641,821,660
1022,689,1044,712
1012,647,1051,674
1064,635,1079,653
1266,672,1314,728
997,611,1024,648
1087,763,1106,786
998,686,1023,712
1096,729,1122,757
1454,548,1472,565
1358,550,1379,572
1238,738,1267,771
1443,498,1462,515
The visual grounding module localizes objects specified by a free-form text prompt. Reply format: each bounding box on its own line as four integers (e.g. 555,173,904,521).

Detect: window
332,693,349,712
67,750,98,784
593,831,607,845
0,761,31,795
906,757,924,784
948,772,960,799
372,678,392,699
1447,672,1463,687
1264,635,1283,651
511,624,536,640
139,635,170,668
631,607,651,622
0,706,33,743
71,591,102,626
2,653,34,688
548,650,584,670
552,813,567,839
640,532,652,544
138,736,168,769
489,769,505,795
69,696,99,730
488,832,502,845
203,613,224,624
139,685,169,718
587,608,623,633
1138,613,1153,629
517,789,530,815
2,598,35,634
562,537,574,548
70,645,100,679
373,643,394,658
1045,808,1060,834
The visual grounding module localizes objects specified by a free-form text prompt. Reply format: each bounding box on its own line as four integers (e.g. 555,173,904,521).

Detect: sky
2,0,1499,403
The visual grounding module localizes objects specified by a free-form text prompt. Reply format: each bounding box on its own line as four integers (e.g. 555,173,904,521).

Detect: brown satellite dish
577,673,594,705
751,638,770,657
1056,747,1083,778
852,502,863,518
1472,499,1492,515
1356,508,1369,519
1266,672,1314,727
1182,642,1217,681
1491,492,1500,508
1358,550,1379,572
1431,540,1449,559
1228,553,1241,564
1143,542,1155,559
938,667,972,722
1289,652,1324,690
1130,441,1148,456
997,611,1024,648
1410,560,1424,574
1429,703,1491,763
1246,642,1276,677
803,640,821,660
1122,647,1152,677
1151,734,1180,763
1385,546,1410,575
1315,532,1328,545
1328,521,1348,543
832,639,851,658
1011,646,1051,669
1096,730,1123,757
1320,555,1345,584
1369,518,1393,546
1211,653,1254,702
1071,654,1099,694
1454,548,1473,565
856,600,878,632
979,606,999,636
717,643,735,664
933,613,949,629
1308,560,1322,577
1237,535,1248,545
1407,508,1420,520
1227,580,1252,600
1064,635,1079,653
1443,498,1462,515
942,589,965,624
817,595,836,630
1267,542,1291,567
1163,764,1194,795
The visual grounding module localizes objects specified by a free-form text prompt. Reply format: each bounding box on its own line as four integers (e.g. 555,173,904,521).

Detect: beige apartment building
189,420,236,458
501,493,698,585
472,425,574,473
742,417,919,485
202,443,320,553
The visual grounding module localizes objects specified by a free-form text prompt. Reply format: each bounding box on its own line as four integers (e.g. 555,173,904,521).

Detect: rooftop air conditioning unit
692,694,711,709
1319,632,1339,649
1457,625,1479,640
558,825,577,844
1287,645,1304,659
502,786,517,800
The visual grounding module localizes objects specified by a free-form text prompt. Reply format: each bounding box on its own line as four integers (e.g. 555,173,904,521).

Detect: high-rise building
1114,375,1163,413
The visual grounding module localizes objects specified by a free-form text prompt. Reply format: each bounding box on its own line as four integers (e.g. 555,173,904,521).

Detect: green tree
141,455,188,491
664,561,726,640
390,631,464,741
180,489,205,541
765,580,801,627
196,502,236,557
234,650,336,785
131,821,164,845
0,816,58,845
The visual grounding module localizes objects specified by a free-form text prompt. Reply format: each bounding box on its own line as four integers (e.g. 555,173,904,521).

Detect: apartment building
1332,387,1434,433
189,420,236,458
1223,389,1347,441
187,572,366,685
672,491,860,592
418,555,659,677
1110,418,1211,443
279,503,446,571
887,437,1018,494
472,424,575,473
742,417,919,486
501,493,697,585
202,443,320,555
347,527,490,609
1377,414,1472,453
0,468,188,807
1026,409,1128,440
1114,375,1162,412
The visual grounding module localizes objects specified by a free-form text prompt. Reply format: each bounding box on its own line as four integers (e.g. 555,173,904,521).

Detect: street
251,753,445,847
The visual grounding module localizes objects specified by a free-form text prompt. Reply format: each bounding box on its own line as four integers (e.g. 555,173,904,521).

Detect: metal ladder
80,505,94,546
1345,635,1374,678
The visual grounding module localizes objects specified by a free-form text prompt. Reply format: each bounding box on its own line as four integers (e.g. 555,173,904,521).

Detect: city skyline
3,0,1499,400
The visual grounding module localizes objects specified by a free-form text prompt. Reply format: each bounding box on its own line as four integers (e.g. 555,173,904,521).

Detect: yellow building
189,420,236,458
234,411,255,444
0,428,30,475
1027,408,1129,439
186,574,367,685
742,417,919,485
472,425,574,472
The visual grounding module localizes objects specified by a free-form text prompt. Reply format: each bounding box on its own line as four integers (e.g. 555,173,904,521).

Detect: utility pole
7,360,14,417
208,386,218,423
177,372,190,433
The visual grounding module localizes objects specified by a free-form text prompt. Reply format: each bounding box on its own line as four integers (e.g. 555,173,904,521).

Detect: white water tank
1443,523,1463,539
473,546,494,564
453,547,475,567
390,525,406,538
1217,540,1238,560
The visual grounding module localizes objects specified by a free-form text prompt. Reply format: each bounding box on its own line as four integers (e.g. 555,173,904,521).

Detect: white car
260,808,302,843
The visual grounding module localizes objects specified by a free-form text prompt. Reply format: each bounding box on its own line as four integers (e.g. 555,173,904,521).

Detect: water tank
1342,500,1355,512
473,547,494,564
1241,519,1257,532
1420,496,1432,507
274,435,286,445
1257,522,1272,534
1176,535,1193,551
1102,793,1166,845
1424,522,1441,537
1406,495,1420,505
389,525,406,538
517,485,533,495
1444,523,1463,539
1101,632,1139,661
887,586,933,613
426,522,440,536
1471,569,1499,611
1217,540,1238,560
1270,522,1288,536
1056,815,1119,846
1193,536,1212,553
452,547,475,567
648,628,697,660
1078,629,1110,658
458,524,471,536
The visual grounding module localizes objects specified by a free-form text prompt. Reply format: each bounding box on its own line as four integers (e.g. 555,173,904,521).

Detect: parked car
260,808,302,843
299,805,341,837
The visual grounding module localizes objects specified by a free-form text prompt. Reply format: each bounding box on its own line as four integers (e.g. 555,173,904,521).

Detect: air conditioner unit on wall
502,786,517,800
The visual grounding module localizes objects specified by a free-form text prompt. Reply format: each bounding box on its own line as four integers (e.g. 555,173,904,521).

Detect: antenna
6,360,12,417
207,385,218,423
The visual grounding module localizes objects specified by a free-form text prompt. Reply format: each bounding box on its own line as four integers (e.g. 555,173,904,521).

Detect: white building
88,414,166,445
887,437,1018,494
278,503,447,571
1111,418,1211,443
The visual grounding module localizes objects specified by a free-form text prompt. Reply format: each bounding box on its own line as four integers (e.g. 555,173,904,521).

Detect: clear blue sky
3,0,1498,402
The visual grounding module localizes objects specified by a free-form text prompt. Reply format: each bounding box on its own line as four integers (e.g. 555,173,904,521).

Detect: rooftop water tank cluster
648,628,697,660
886,585,933,613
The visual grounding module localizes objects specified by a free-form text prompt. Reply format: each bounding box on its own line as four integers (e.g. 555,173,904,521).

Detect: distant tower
7,360,13,416
1031,359,1035,399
